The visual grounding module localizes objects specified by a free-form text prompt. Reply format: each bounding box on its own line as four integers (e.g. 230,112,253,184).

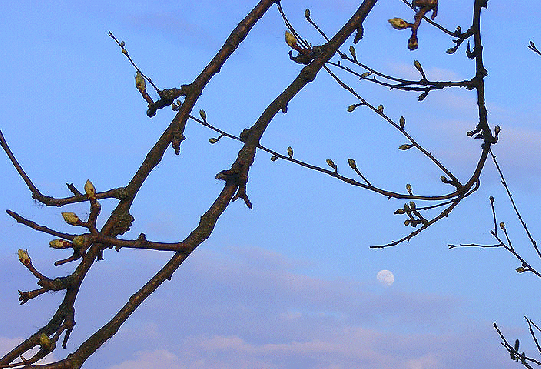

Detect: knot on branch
109,209,135,238
288,45,324,65
215,168,252,209
147,87,186,117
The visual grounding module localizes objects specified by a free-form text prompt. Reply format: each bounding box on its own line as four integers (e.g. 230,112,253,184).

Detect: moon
377,270,395,286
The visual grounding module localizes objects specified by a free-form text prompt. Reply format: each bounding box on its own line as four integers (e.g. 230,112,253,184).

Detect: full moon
377,270,395,286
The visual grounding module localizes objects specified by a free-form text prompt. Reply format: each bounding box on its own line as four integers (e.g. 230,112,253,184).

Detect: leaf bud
62,212,81,226
409,201,416,210
72,235,88,249
499,221,505,230
199,109,207,121
399,116,405,129
349,45,356,59
49,239,72,249
285,31,297,48
326,159,337,170
287,146,293,158
516,267,526,273
406,183,412,195
85,179,96,199
304,9,310,18
18,249,31,265
388,18,409,30
347,104,358,112
360,72,371,79
347,158,357,170
209,137,219,144
377,105,384,114
135,71,146,92
399,144,413,150
270,155,278,162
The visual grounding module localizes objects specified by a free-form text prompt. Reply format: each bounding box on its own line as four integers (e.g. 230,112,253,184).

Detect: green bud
135,71,146,92
349,46,356,59
388,18,409,30
199,109,207,121
62,212,80,226
72,235,88,249
85,179,96,199
18,249,31,265
326,159,337,170
49,239,72,249
287,146,293,158
347,158,357,170
399,144,413,150
406,183,412,194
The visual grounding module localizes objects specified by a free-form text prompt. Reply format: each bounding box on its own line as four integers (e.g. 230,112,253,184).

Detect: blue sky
1,1,541,368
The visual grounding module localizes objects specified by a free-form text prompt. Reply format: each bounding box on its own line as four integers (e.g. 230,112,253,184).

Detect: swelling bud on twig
18,249,31,266
49,239,72,249
326,159,337,171
199,109,207,121
399,143,413,150
388,18,409,30
287,146,293,158
347,104,361,112
62,212,81,226
347,158,357,170
413,60,426,79
349,45,356,60
285,31,298,48
85,179,96,199
73,235,88,249
135,71,146,93
399,116,405,129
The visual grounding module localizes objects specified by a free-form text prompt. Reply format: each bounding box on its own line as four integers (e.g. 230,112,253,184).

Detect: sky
1,1,541,368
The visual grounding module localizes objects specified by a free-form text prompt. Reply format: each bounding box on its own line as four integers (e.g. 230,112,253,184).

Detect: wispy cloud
106,324,513,369
88,245,516,369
